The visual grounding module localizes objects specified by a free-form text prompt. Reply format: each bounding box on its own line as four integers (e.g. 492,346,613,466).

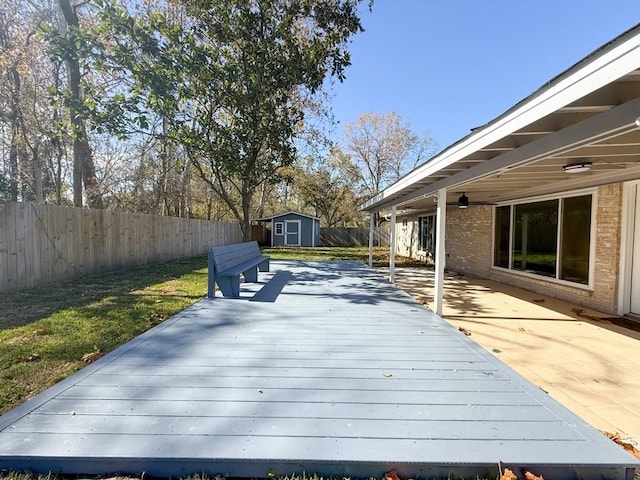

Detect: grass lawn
0,246,419,415
262,246,425,267
0,256,209,415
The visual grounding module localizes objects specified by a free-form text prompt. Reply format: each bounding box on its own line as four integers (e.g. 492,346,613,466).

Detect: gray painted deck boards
0,260,638,479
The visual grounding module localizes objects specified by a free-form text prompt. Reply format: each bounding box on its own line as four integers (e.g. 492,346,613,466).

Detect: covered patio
363,23,640,319
0,261,637,479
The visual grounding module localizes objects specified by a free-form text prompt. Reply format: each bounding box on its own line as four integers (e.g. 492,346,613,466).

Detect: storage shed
256,212,320,247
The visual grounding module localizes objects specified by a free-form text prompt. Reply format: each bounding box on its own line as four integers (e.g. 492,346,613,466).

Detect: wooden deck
0,260,638,479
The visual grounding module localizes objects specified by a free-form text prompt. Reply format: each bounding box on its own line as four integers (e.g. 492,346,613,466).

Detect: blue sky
328,1,640,151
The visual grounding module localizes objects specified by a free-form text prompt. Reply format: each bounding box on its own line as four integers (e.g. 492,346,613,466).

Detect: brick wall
395,184,623,314
590,183,622,312
445,205,493,277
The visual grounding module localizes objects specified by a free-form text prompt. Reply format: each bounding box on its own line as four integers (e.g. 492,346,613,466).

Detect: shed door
285,220,301,246
631,185,640,315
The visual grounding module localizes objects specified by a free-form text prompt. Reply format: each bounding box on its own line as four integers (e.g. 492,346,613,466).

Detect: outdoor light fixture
458,192,469,208
562,161,592,173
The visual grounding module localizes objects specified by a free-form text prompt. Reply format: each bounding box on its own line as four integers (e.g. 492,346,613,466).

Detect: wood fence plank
321,227,390,247
0,202,241,292
0,204,11,290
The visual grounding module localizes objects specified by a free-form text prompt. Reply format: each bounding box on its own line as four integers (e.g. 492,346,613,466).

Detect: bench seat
207,241,270,298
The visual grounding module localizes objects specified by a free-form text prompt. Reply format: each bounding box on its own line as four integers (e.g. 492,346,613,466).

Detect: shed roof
255,211,320,221
361,23,640,212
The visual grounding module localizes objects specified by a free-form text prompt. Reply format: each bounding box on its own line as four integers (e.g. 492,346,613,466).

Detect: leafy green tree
83,0,369,239
294,149,361,227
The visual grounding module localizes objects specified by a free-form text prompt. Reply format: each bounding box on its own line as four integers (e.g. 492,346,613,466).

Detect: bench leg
258,258,269,272
216,275,241,297
243,266,258,282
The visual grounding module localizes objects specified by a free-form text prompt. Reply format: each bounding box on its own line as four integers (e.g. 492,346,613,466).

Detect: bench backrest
210,241,261,272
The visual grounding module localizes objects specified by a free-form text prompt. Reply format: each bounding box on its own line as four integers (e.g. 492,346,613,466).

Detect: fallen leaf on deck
533,298,545,303
492,348,502,353
458,326,471,336
82,349,103,364
500,468,518,480
518,327,526,332
603,431,640,459
524,470,544,480
385,470,401,480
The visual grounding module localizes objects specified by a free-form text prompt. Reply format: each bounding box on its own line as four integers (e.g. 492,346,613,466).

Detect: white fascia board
394,96,640,208
361,27,640,212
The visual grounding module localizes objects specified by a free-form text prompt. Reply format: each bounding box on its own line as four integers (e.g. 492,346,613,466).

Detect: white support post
368,212,375,268
389,206,397,283
434,188,447,316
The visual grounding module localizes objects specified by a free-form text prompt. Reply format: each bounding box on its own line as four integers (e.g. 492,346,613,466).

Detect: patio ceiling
361,23,640,213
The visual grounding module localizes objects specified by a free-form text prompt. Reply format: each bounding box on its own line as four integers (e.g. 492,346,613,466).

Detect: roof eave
360,23,640,213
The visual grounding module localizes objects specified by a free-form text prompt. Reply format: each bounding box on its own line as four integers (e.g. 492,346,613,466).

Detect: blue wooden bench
207,241,270,298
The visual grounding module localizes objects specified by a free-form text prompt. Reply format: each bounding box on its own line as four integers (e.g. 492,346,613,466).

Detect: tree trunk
241,188,252,241
179,156,191,218
8,134,19,202
257,181,268,219
1,14,20,201
58,0,103,209
51,63,64,205
32,146,43,203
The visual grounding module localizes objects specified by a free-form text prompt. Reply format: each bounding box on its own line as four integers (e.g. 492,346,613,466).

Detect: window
418,215,436,254
274,222,283,235
560,195,592,283
513,199,558,278
493,194,592,285
494,206,510,268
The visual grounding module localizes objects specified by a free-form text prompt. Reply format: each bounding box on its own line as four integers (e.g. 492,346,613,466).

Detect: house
361,23,640,318
256,211,320,247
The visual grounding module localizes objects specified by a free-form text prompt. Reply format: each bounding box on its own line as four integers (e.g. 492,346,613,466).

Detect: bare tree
0,0,61,204
343,112,436,200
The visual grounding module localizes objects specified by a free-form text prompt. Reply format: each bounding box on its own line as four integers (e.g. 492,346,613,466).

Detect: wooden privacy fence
320,227,389,247
0,202,242,293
